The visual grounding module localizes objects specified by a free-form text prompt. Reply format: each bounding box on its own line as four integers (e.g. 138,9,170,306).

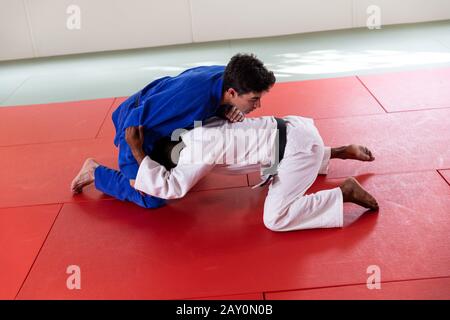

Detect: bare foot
71,158,99,194
339,177,379,211
344,144,375,161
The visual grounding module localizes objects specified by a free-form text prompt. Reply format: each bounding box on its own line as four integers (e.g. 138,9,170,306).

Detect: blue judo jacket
112,65,226,179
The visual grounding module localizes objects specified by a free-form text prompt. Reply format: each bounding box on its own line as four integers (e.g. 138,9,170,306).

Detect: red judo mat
438,169,450,186
0,98,115,147
15,171,450,299
0,204,62,299
266,277,450,300
1,67,450,299
358,67,450,112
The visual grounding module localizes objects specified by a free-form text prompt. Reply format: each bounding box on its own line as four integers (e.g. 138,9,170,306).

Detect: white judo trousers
259,117,343,232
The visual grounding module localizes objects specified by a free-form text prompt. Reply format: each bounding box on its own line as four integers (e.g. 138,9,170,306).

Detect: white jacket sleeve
134,155,215,199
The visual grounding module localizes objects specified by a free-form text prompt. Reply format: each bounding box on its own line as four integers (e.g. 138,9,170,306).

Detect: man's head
222,53,276,114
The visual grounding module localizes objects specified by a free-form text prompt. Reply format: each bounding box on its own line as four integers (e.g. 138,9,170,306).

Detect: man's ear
227,87,237,98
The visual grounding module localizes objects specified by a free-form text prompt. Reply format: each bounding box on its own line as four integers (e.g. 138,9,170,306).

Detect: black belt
275,117,287,164
255,117,287,188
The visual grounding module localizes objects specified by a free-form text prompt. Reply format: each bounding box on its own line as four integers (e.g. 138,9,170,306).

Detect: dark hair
223,53,276,95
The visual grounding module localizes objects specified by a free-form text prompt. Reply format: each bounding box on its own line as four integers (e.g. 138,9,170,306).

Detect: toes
71,184,81,194
70,159,97,195
70,175,86,194
358,146,374,161
71,182,81,193
70,181,78,193
363,147,375,161
366,202,378,210
367,196,379,210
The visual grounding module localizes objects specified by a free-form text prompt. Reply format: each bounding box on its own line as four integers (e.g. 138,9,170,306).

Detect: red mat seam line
95,97,117,139
0,97,115,109
180,291,266,300
70,183,252,204
262,275,450,296
64,197,115,204
436,170,450,187
381,106,450,114
14,203,65,300
0,202,68,211
0,111,388,148
303,105,450,124
0,136,112,149
0,183,252,209
355,75,389,114
325,168,448,180
246,174,250,187
273,75,360,85
1,104,447,149
0,110,387,148
308,111,387,121
191,184,252,193
1,183,252,209
0,168,445,209
0,197,120,210
314,105,450,122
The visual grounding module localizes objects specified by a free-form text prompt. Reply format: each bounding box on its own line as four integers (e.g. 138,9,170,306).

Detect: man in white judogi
122,115,379,231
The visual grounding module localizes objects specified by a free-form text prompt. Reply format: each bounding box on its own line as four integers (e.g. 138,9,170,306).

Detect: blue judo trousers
94,65,226,208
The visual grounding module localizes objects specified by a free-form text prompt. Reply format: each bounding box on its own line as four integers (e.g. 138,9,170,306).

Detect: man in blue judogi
71,53,276,208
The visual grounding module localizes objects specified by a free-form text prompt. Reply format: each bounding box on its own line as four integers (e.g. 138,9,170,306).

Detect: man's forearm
131,148,146,165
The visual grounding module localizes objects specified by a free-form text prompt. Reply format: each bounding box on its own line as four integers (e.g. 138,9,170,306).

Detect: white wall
0,0,193,61
353,0,450,27
190,0,354,42
1,0,450,61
